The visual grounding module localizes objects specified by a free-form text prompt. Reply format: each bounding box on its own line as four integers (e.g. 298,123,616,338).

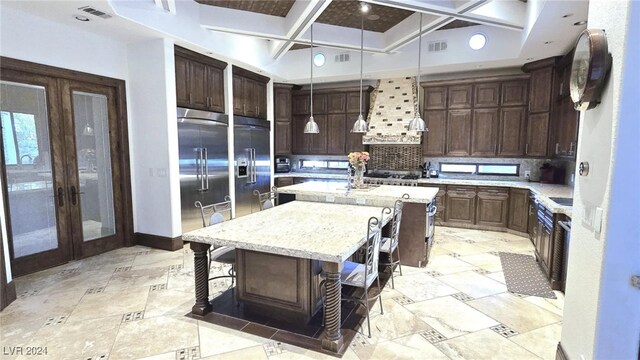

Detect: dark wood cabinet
474,83,500,108
423,110,447,156
345,113,366,153
508,188,530,232
233,72,268,119
327,114,346,154
233,76,244,114
327,94,346,114
448,85,473,109
446,109,472,156
274,84,293,155
435,189,446,223
501,80,528,106
529,67,553,113
292,95,310,115
498,107,526,156
346,92,362,113
175,46,227,113
554,96,579,158
312,94,327,114
308,114,327,154
275,121,291,155
476,187,509,228
471,108,499,156
425,86,448,109
275,177,294,187
526,113,550,157
292,115,309,154
445,186,476,224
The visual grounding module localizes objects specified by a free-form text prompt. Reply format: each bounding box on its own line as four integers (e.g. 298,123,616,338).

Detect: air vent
78,5,113,19
334,53,350,63
428,41,448,52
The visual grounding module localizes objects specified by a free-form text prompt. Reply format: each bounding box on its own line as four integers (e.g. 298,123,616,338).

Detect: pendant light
351,6,368,133
304,24,320,134
408,13,427,132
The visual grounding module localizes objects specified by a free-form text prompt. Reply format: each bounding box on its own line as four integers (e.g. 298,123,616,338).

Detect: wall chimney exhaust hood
362,77,422,145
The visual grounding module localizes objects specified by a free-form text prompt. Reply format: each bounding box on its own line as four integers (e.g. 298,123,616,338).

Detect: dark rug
499,252,556,299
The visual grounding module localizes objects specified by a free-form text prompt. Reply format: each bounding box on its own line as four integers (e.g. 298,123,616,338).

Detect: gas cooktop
364,173,421,180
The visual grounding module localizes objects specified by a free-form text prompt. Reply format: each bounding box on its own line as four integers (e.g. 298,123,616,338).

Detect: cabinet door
474,83,500,108
424,86,448,109
189,60,208,110
205,65,224,113
175,55,190,108
308,114,327,154
476,188,509,228
255,82,267,119
529,67,553,113
233,75,244,115
555,96,579,158
501,80,529,106
275,121,291,155
435,189,446,223
498,107,526,156
292,115,309,154
345,113,366,153
346,91,362,113
243,79,258,117
423,110,447,156
275,177,294,187
275,87,291,120
448,85,473,109
292,95,310,115
508,188,529,232
471,108,499,156
327,114,346,154
445,187,476,224
446,109,472,156
526,113,550,157
327,93,346,114
312,94,327,114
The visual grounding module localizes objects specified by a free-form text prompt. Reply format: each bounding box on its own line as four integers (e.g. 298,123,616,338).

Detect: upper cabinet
274,84,293,155
175,46,227,113
528,67,554,113
233,67,269,119
522,57,558,158
474,83,500,108
448,85,473,109
425,86,448,110
501,80,528,106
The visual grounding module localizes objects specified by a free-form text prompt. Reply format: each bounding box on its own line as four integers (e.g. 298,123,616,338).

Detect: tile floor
0,227,564,360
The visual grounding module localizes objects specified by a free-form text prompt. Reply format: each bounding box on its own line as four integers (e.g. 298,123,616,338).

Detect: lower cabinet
435,189,446,223
445,186,476,224
476,187,509,227
508,188,530,232
275,177,294,187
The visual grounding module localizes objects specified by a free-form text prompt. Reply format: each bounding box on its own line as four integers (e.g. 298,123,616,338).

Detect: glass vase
353,163,366,189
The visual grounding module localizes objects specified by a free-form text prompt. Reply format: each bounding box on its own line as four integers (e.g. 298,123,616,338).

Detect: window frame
439,162,520,176
299,159,350,171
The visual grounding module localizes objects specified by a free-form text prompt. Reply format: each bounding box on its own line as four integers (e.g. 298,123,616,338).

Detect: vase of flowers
348,151,369,189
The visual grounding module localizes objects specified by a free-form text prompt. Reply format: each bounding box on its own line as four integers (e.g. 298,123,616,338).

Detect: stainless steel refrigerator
178,107,230,233
234,116,271,218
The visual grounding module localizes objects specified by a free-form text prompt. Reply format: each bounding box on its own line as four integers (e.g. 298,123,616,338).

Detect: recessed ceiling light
574,20,587,26
359,2,370,13
206,52,213,55
367,14,380,21
469,33,487,50
562,13,573,18
73,14,90,22
544,41,554,45
313,53,326,67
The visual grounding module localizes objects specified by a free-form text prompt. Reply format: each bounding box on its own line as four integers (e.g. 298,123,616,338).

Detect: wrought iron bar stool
379,196,407,289
253,186,279,210
194,196,236,286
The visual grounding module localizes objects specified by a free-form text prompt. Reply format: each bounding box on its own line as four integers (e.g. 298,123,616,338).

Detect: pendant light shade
408,13,427,132
304,24,319,134
351,10,368,133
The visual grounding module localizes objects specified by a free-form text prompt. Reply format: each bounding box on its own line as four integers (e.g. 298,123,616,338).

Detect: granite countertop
275,172,347,179
278,183,439,206
182,201,391,263
275,173,573,216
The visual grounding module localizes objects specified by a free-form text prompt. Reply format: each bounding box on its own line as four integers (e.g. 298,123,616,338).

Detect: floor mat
499,252,556,299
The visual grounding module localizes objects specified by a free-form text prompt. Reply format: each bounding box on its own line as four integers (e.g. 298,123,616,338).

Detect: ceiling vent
428,40,448,52
334,53,350,63
78,5,113,19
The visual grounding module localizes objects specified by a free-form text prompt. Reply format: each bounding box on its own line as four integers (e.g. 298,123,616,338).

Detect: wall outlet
326,195,335,203
356,198,366,205
525,170,531,179
156,168,167,177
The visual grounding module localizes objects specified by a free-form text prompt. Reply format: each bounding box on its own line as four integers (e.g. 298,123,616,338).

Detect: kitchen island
278,183,440,267
182,201,393,355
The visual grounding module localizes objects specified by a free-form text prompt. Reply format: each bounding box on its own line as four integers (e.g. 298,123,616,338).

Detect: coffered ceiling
196,0,296,17
316,1,413,33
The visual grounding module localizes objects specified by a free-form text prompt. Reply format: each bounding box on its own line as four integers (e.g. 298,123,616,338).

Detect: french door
1,68,127,276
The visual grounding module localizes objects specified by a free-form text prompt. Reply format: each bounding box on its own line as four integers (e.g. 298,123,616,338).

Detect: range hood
362,77,422,145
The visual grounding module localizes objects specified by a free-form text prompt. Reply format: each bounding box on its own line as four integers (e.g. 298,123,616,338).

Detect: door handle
199,148,206,191
70,185,83,205
57,187,64,207
203,147,209,191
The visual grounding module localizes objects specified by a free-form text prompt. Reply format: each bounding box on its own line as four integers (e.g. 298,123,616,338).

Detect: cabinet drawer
477,187,509,197
447,185,476,193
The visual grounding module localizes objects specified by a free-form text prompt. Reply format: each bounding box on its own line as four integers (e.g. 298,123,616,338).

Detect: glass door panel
71,91,115,242
0,81,60,257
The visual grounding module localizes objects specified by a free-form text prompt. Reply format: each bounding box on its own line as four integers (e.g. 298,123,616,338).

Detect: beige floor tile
426,255,479,274
475,239,535,254
144,289,194,318
467,293,562,333
166,268,196,294
392,273,458,302
429,245,453,256
201,345,268,360
137,351,177,360
110,316,199,360
67,287,149,323
405,296,499,338
130,251,184,271
439,241,490,256
104,267,168,291
354,333,450,360
510,323,562,360
15,270,114,296
458,253,503,272
522,293,565,316
198,321,265,357
436,329,541,360
437,271,507,298
362,296,433,344
16,315,121,360
486,271,506,284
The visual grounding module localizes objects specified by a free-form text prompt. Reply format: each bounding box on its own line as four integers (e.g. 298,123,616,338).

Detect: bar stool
253,186,279,210
379,198,405,289
194,196,235,284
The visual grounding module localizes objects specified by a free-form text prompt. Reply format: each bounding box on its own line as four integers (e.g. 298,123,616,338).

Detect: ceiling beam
365,0,524,31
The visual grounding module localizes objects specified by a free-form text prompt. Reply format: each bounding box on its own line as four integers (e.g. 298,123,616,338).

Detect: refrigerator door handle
203,147,209,191
251,148,257,183
199,148,206,192
195,148,201,191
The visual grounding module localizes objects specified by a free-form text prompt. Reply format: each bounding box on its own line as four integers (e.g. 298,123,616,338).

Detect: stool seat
341,261,378,288
210,246,235,264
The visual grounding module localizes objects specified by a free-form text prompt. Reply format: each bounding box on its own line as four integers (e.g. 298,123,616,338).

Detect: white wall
127,38,182,238
560,1,640,359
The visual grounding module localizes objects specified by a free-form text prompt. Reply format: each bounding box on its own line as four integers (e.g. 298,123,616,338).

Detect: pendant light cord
416,13,422,118
359,13,364,116
310,24,314,118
